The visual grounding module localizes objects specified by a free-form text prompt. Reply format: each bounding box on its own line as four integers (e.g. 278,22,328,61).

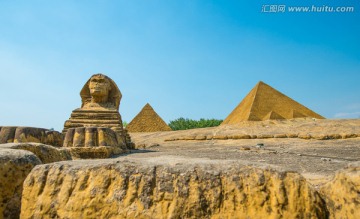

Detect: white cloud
334,112,360,118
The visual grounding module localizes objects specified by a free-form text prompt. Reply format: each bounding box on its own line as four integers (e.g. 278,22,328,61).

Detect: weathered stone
20,160,327,219
257,134,274,139
66,146,123,159
183,135,196,140
213,135,228,140
194,135,206,140
63,128,75,147
62,74,132,148
327,134,342,139
274,133,287,138
63,127,125,159
320,162,360,218
43,130,63,147
298,133,312,139
286,133,298,138
313,134,330,140
1,143,71,164
206,135,213,140
341,133,357,139
0,148,41,219
231,134,251,139
0,126,63,147
0,126,17,143
73,127,85,147
64,127,124,148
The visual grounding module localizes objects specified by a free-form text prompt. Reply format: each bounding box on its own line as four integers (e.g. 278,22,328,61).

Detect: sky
0,0,359,132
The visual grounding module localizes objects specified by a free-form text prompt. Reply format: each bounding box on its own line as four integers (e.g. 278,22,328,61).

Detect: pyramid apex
257,81,270,86
255,81,270,90
143,103,153,108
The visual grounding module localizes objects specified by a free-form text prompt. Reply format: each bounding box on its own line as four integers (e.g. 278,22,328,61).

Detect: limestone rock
63,127,126,159
0,126,63,147
286,133,298,138
195,135,206,140
232,134,251,139
21,159,327,219
63,109,125,136
0,148,41,219
1,143,71,164
298,133,312,139
274,134,287,138
320,162,360,219
66,146,123,159
213,135,228,140
63,127,124,148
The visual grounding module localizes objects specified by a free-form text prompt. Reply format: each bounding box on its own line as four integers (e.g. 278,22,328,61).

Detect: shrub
123,121,128,128
168,117,223,130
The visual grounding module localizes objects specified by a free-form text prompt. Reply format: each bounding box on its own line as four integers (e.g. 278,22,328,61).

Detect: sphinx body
63,74,131,146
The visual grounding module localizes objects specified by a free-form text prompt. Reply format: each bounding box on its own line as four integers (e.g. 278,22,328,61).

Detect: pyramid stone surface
222,81,325,125
127,103,172,132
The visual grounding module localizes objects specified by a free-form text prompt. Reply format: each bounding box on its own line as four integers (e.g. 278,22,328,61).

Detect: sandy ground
123,119,360,188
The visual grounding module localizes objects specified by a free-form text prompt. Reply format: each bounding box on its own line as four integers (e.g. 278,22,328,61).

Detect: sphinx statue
63,74,132,147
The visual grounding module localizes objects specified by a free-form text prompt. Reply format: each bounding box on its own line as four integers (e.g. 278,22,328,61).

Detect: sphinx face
89,76,111,100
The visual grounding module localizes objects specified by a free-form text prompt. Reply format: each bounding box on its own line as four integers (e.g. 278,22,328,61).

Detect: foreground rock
21,158,327,219
1,143,71,163
0,149,41,219
320,162,360,219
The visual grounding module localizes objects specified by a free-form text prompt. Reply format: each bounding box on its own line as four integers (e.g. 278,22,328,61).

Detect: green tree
123,121,128,128
168,117,223,130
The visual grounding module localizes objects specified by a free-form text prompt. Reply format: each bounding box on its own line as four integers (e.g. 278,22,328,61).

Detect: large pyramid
222,81,324,125
127,103,172,132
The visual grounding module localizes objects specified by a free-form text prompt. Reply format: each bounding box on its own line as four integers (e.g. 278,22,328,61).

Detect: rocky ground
1,119,360,218
126,138,359,188
130,119,360,187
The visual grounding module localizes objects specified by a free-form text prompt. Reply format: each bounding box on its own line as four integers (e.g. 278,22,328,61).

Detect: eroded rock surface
1,143,71,163
63,127,127,159
0,148,41,219
0,126,63,147
21,158,327,219
320,162,360,219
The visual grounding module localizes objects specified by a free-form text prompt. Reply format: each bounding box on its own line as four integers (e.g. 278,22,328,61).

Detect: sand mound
222,81,324,125
127,103,172,132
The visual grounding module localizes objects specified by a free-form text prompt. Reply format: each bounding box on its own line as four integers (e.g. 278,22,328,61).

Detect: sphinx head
89,74,111,102
80,73,122,110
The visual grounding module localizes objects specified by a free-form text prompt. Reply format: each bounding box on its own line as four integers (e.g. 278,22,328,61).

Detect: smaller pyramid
222,81,325,125
127,103,172,132
292,110,306,118
263,111,285,120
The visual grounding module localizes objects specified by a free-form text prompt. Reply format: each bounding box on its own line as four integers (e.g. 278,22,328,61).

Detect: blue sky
0,0,359,131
